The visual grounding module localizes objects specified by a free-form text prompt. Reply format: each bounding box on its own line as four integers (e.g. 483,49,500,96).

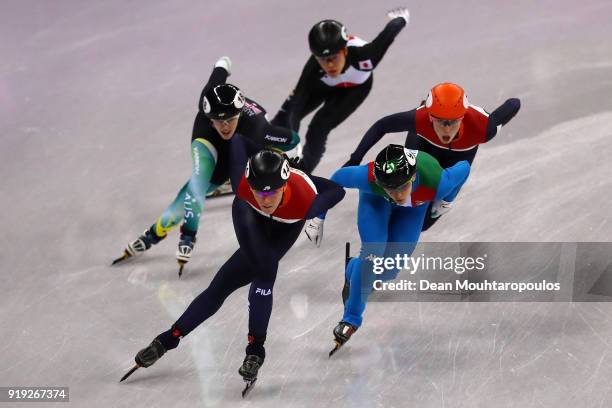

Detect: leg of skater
114,140,217,268
176,139,218,274
330,191,391,354
301,80,372,173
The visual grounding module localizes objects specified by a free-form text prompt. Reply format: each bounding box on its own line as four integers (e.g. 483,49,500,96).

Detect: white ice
2,1,612,407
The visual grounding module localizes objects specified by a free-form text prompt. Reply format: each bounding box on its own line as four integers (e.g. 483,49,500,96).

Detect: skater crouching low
317,144,470,355
121,138,344,396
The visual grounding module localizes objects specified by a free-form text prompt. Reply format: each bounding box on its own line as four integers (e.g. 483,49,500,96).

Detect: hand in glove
288,156,305,171
387,7,410,25
283,140,303,159
342,157,360,168
431,200,453,219
304,217,325,247
214,56,232,75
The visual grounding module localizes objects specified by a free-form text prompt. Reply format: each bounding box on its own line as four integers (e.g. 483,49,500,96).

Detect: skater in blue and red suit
122,137,344,388
306,144,470,354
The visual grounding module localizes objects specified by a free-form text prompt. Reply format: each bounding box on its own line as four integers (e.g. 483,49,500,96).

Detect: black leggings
273,78,373,173
157,199,304,359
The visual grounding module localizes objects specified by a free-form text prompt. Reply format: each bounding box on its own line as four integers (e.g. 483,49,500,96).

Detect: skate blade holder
328,340,343,358
112,250,131,265
241,378,257,398
119,364,140,382
177,260,187,278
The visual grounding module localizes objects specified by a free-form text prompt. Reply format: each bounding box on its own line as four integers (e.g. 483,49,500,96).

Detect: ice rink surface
2,0,612,406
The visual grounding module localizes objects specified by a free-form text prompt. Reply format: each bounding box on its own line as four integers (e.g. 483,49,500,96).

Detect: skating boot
135,338,167,368
112,227,164,265
119,337,167,382
176,232,196,277
238,354,263,397
329,321,358,357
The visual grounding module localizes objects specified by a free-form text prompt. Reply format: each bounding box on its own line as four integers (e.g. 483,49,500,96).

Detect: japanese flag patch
358,59,373,71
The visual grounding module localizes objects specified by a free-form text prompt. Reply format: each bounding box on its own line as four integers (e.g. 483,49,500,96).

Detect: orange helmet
425,83,469,120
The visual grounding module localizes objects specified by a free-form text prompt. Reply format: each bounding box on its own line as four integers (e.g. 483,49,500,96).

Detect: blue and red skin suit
155,136,345,359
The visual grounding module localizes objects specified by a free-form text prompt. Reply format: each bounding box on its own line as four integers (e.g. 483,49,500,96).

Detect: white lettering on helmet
281,160,290,180
403,148,417,166
234,91,245,109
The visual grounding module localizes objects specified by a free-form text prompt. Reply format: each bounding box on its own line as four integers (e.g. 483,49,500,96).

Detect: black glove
288,156,305,171
342,157,360,168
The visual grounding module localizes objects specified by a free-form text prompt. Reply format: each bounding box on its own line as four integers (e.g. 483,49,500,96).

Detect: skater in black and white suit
272,8,410,173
